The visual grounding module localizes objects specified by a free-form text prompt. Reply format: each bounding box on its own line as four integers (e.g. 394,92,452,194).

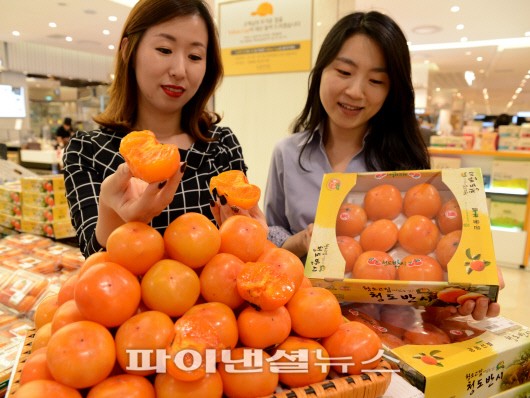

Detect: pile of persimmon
19,214,386,398
335,182,463,281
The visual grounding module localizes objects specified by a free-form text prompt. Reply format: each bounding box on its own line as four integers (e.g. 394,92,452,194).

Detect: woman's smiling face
133,14,208,118
320,33,390,137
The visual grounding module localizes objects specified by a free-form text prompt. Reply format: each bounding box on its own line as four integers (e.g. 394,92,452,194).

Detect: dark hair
494,113,511,129
64,117,72,126
94,0,223,140
292,11,430,171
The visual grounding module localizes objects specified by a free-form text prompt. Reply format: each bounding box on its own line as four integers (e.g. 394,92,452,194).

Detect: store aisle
497,265,530,327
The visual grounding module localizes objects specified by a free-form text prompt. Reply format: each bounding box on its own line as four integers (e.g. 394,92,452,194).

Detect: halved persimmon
209,170,261,210
236,261,297,310
119,130,180,183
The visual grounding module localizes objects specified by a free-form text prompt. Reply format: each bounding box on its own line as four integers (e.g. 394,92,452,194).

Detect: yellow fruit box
21,190,68,208
21,204,70,222
305,168,501,306
0,182,22,205
20,219,76,240
388,316,530,398
20,174,65,194
0,212,21,232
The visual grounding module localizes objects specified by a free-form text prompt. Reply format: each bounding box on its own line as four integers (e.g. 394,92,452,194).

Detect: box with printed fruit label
20,218,76,239
20,174,65,194
341,303,530,398
21,204,70,223
305,168,500,306
21,190,68,208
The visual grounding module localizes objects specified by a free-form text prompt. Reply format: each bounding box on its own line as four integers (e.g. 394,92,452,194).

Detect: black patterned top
63,125,247,258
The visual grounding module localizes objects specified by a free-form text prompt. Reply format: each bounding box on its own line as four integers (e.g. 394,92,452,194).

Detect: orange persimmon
209,170,261,210
119,130,180,183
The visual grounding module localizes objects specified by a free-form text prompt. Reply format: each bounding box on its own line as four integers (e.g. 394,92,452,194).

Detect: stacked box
497,125,521,151
0,182,22,232
0,270,49,314
342,303,530,398
2,233,52,253
19,175,75,239
429,135,467,149
306,168,500,306
2,255,57,274
390,316,530,398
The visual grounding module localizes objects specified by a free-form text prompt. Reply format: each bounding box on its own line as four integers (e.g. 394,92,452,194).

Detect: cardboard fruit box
389,316,530,398
341,303,530,398
305,168,501,306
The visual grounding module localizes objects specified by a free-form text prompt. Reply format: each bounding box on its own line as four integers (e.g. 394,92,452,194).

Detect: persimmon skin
336,203,367,237
363,184,403,221
403,183,442,219
120,130,180,183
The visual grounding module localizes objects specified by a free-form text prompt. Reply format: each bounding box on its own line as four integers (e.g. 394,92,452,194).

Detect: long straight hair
94,0,222,140
293,11,430,171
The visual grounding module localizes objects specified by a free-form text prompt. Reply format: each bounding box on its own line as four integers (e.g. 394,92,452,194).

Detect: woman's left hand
457,298,500,320
210,197,268,232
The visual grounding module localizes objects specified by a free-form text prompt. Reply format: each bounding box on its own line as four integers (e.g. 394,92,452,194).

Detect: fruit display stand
0,214,399,398
4,331,393,398
0,233,82,397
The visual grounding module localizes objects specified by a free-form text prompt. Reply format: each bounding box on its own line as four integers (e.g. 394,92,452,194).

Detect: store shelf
428,148,530,268
429,148,530,159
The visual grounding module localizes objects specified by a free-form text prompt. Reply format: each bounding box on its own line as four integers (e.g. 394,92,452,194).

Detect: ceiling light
109,0,139,7
460,37,468,42
456,24,464,30
108,45,115,50
412,25,442,35
103,29,110,35
12,31,20,37
476,56,483,61
409,36,530,51
464,71,475,86
49,22,57,28
450,6,460,12
65,36,73,42
108,16,118,22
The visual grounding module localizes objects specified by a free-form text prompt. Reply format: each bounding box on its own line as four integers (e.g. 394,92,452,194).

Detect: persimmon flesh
119,130,180,183
209,170,261,210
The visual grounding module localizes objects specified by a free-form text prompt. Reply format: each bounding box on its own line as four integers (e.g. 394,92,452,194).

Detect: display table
18,149,60,173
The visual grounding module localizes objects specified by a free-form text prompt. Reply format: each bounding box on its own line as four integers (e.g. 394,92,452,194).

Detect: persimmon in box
0,270,49,314
342,303,530,398
305,168,500,306
2,254,58,274
2,233,52,252
390,316,530,398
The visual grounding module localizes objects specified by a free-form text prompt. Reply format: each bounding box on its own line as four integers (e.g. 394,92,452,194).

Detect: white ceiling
0,0,529,117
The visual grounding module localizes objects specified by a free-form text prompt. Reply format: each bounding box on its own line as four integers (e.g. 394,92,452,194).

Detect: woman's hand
457,298,500,320
95,162,185,247
281,223,313,258
210,197,268,232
